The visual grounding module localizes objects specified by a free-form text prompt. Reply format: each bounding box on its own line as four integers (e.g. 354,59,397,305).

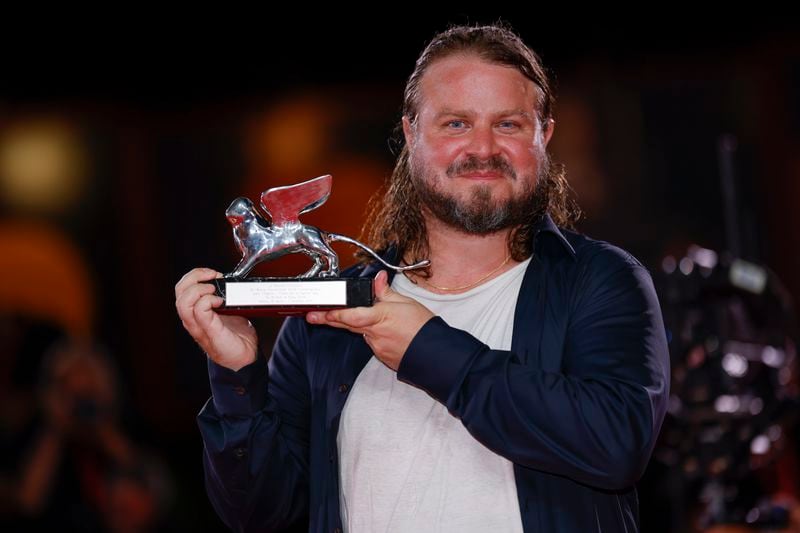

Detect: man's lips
457,171,506,180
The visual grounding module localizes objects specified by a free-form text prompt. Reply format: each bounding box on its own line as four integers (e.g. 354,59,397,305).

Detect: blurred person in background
2,340,171,532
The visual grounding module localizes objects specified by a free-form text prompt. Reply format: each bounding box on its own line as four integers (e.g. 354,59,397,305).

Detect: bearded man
176,23,670,533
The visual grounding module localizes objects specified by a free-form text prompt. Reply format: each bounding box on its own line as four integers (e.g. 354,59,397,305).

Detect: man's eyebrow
433,108,472,119
432,108,534,119
496,109,533,119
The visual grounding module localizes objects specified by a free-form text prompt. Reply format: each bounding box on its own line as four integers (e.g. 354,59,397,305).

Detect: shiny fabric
197,213,670,532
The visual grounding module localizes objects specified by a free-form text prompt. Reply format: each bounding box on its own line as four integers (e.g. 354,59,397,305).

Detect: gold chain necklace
409,254,512,292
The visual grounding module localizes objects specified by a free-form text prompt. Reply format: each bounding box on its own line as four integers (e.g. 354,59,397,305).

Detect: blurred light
0,222,94,337
0,119,88,214
746,507,760,523
725,340,778,363
688,244,718,269
761,346,785,368
722,352,748,377
687,345,705,368
729,259,767,294
767,425,782,441
245,97,331,176
750,435,770,455
779,367,792,385
679,257,694,275
715,395,740,413
661,255,676,274
709,457,729,475
748,397,763,415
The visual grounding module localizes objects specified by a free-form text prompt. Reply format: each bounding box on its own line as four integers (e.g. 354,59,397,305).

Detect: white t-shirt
337,257,531,532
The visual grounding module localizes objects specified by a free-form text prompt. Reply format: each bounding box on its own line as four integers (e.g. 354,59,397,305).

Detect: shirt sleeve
197,316,311,532
396,248,670,491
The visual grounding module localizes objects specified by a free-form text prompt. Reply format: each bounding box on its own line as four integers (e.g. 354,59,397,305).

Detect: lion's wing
259,174,333,225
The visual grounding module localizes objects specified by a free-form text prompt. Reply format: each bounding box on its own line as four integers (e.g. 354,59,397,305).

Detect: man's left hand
306,270,434,371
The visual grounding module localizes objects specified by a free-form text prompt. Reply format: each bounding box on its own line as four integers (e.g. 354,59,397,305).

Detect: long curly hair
357,23,582,272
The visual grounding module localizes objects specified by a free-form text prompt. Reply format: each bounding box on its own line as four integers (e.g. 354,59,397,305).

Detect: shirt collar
533,212,577,261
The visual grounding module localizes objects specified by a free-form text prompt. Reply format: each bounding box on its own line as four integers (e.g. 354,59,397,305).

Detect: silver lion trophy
209,174,429,316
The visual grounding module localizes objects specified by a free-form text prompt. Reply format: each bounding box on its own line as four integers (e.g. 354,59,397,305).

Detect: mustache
446,155,517,180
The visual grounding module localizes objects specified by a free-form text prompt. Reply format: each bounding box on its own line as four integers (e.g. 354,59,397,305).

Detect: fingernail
306,313,318,323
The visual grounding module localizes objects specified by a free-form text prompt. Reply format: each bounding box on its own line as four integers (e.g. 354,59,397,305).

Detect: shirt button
233,385,246,396
233,447,246,459
338,383,349,393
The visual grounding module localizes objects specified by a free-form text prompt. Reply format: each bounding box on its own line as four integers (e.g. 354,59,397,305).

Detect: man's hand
306,270,434,371
175,268,258,371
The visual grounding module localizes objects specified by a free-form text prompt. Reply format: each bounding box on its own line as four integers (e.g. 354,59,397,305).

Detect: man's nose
465,125,500,160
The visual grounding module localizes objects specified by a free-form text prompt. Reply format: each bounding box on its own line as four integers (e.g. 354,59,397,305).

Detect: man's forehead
415,55,541,116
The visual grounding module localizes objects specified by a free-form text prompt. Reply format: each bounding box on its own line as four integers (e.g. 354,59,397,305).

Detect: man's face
403,54,554,234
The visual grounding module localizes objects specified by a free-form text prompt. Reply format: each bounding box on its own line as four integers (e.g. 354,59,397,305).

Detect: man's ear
543,118,555,147
402,115,415,148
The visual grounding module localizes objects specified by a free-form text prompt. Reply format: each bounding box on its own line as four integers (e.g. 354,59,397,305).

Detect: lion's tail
326,234,430,272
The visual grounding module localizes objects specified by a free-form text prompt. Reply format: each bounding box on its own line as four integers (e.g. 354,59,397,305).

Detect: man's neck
411,216,522,294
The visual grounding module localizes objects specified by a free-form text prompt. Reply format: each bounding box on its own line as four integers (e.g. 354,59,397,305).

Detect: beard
410,151,550,235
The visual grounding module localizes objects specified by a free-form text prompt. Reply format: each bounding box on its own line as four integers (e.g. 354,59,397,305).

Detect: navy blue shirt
197,213,670,532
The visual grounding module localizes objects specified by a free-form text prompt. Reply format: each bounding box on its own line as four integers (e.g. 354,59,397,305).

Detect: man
175,24,670,532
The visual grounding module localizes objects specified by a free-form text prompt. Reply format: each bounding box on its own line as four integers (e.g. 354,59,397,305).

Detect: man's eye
498,121,519,129
446,120,466,129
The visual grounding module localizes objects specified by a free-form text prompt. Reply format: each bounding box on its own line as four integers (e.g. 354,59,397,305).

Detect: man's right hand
175,268,258,371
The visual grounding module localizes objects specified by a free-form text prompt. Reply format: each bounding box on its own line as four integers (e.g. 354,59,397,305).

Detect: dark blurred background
1,11,799,532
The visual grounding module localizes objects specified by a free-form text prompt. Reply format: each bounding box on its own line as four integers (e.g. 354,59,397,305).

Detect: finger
193,293,225,330
306,308,377,335
373,270,411,304
175,268,222,299
176,279,218,310
304,310,358,331
313,319,365,335
307,307,375,328
374,270,391,300
175,267,220,301
325,306,380,328
176,268,206,298
306,311,360,331
176,282,218,328
192,294,226,350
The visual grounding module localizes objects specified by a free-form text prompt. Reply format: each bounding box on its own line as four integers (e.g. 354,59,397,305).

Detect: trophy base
207,277,374,317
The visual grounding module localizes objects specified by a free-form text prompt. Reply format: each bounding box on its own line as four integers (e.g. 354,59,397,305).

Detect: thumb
374,270,393,301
